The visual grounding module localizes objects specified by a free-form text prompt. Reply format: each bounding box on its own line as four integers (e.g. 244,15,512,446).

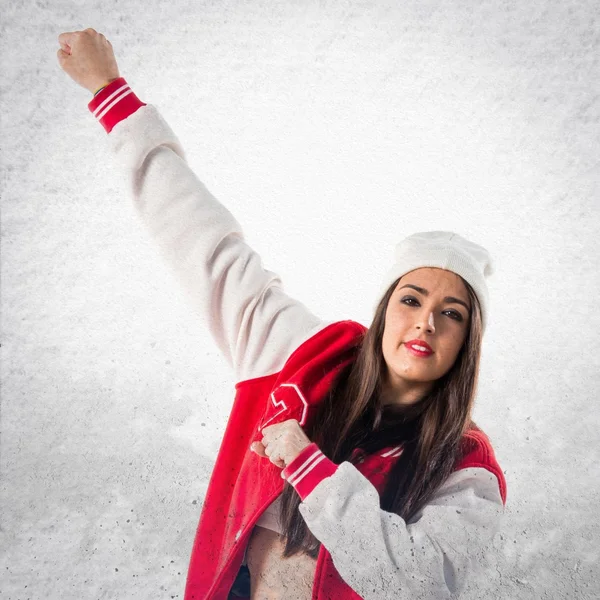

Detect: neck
380,379,433,408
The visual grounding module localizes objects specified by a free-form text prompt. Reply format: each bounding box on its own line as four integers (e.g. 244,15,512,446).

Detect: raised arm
88,78,326,383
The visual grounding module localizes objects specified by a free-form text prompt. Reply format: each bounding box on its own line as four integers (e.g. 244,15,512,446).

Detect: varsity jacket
88,78,508,600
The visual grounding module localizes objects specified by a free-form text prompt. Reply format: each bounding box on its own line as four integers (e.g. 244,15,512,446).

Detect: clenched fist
57,28,120,94
251,419,312,478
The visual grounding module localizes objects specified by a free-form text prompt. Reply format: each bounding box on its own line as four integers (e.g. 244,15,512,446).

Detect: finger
57,48,67,60
58,31,77,47
250,442,268,457
253,441,280,461
267,452,284,467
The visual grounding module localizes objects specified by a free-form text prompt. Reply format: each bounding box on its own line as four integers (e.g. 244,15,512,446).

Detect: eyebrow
398,284,471,312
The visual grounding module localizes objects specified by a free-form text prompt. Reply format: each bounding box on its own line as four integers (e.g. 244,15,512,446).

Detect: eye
400,296,464,322
401,296,419,307
445,310,463,321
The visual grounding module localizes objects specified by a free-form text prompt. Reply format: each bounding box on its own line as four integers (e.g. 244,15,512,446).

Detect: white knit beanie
374,231,494,334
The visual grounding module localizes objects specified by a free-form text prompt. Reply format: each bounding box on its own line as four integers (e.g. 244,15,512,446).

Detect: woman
58,29,507,599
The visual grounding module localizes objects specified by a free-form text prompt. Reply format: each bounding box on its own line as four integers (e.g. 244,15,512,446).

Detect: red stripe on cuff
87,77,147,134
282,443,338,500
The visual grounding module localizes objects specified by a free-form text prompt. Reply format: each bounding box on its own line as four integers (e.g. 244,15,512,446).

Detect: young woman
58,29,507,600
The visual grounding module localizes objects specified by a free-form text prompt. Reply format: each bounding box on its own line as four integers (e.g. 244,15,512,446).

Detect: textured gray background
1,0,599,598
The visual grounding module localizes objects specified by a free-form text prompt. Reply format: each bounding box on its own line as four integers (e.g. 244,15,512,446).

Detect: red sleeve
282,442,339,500
87,77,147,134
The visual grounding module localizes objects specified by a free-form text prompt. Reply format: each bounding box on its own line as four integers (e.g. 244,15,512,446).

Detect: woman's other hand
251,419,312,478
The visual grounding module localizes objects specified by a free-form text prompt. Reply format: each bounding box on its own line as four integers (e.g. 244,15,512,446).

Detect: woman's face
381,267,471,406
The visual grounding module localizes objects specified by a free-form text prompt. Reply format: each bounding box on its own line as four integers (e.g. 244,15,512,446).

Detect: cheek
384,313,406,336
382,326,402,351
443,336,465,365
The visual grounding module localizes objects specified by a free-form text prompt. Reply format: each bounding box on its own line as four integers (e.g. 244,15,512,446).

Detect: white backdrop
1,0,599,598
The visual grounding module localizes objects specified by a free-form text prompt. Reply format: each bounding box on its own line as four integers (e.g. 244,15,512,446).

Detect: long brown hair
278,273,484,558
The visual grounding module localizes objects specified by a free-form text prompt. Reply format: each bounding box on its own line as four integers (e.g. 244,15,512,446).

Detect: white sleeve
106,103,326,383
298,464,505,599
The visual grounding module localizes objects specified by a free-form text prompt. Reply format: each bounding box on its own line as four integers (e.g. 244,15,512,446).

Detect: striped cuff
282,443,338,500
87,77,147,134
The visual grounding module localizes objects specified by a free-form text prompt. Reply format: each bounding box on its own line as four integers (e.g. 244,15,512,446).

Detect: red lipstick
404,339,433,357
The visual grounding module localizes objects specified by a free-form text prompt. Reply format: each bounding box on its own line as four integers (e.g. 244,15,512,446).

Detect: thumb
58,32,74,52
250,442,267,457
58,37,72,55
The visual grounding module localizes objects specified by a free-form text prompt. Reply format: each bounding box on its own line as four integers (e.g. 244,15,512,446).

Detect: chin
393,369,434,384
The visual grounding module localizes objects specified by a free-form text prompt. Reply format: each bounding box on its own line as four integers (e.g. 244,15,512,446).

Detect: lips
404,339,433,356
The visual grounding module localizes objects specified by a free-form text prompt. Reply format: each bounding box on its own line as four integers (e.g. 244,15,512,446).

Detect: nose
416,311,435,333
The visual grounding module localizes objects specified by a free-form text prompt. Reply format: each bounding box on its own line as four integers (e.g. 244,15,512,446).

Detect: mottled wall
1,0,598,598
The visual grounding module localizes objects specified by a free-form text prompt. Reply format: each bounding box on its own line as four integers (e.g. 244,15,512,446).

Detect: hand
57,28,120,94
250,419,312,478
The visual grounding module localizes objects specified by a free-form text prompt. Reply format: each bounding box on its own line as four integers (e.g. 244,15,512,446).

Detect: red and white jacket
88,78,507,600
